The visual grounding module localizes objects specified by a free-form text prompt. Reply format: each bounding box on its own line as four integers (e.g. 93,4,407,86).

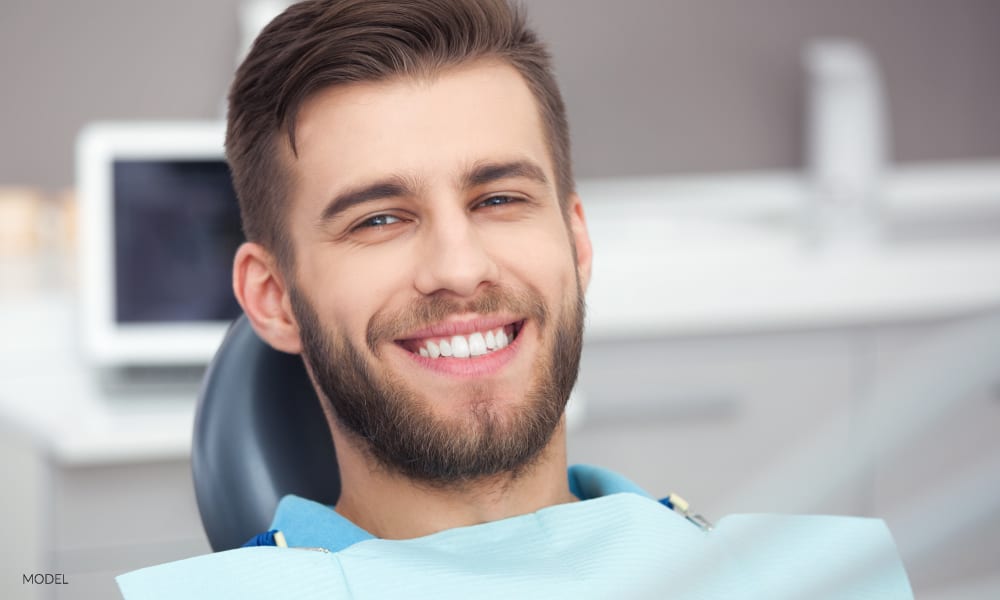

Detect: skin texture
233,60,593,539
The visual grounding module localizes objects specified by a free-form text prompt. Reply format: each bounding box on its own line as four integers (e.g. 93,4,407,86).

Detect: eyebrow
462,159,549,189
319,177,416,224
318,159,549,225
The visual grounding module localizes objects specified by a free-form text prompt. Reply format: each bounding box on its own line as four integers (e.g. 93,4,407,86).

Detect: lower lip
393,323,525,378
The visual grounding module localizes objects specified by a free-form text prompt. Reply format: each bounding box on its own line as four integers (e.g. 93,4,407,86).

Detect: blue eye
478,195,519,208
356,214,401,229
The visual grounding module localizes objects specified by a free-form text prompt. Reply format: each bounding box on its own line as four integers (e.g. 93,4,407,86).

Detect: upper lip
396,315,523,341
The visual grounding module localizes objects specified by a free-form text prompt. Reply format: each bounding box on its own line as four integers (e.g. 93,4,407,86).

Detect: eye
476,195,521,209
353,213,403,230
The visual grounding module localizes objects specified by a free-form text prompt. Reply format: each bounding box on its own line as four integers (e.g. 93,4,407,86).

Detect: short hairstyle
226,0,573,271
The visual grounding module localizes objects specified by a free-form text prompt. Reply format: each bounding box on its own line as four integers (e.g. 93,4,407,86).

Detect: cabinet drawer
53,459,208,552
571,330,861,517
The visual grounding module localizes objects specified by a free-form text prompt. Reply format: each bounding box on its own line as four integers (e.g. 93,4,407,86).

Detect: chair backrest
192,315,340,551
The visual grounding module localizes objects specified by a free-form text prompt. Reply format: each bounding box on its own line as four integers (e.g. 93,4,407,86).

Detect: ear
232,242,303,354
566,193,593,292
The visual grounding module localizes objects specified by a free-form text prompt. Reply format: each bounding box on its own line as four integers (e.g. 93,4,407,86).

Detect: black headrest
192,315,340,551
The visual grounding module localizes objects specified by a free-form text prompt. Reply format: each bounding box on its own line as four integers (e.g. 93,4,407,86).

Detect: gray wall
2,0,999,190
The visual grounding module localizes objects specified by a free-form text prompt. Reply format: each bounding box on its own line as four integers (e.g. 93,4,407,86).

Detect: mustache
366,284,549,354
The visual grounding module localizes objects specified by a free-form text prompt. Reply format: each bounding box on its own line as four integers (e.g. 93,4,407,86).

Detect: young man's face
280,61,592,483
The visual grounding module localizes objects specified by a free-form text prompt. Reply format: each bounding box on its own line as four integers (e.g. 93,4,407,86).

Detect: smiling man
117,1,913,598
228,1,592,540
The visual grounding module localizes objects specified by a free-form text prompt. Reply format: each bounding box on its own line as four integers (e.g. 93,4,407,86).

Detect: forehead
289,61,554,199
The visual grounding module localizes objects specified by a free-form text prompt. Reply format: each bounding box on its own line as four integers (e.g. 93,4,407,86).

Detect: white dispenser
804,40,890,249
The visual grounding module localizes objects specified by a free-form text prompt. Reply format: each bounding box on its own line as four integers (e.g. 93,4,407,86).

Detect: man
227,0,591,540
118,1,912,597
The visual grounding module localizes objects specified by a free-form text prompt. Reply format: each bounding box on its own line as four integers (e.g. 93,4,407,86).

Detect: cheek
298,250,407,340
490,223,576,286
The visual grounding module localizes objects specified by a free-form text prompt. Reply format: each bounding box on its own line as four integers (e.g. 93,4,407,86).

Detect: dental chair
192,315,340,551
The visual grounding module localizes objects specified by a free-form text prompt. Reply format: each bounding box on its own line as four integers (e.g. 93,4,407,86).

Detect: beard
289,278,585,487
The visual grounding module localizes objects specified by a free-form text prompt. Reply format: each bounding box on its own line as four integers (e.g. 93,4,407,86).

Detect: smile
397,320,524,359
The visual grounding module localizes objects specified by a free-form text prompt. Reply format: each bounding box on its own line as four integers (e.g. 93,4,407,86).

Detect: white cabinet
0,431,209,600
868,316,1000,595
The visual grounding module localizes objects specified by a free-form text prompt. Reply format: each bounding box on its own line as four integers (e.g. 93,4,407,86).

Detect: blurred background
2,0,999,598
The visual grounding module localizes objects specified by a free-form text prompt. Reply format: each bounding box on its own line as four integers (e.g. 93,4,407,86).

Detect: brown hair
226,0,573,271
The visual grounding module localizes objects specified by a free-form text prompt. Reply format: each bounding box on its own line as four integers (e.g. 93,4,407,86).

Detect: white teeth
451,335,470,358
468,332,487,356
412,324,518,359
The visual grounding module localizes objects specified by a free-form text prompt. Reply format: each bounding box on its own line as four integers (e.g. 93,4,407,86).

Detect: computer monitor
77,121,244,366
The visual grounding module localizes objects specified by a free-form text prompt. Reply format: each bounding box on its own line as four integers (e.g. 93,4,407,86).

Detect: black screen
113,160,244,324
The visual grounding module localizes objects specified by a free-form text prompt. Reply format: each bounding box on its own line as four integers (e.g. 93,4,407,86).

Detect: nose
412,210,501,298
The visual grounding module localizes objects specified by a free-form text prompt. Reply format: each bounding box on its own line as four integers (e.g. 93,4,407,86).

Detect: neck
331,422,576,539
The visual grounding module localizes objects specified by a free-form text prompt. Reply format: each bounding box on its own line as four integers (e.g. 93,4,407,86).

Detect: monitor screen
112,160,243,324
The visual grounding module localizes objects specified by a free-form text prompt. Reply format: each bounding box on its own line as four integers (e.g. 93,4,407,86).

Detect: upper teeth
416,327,511,359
